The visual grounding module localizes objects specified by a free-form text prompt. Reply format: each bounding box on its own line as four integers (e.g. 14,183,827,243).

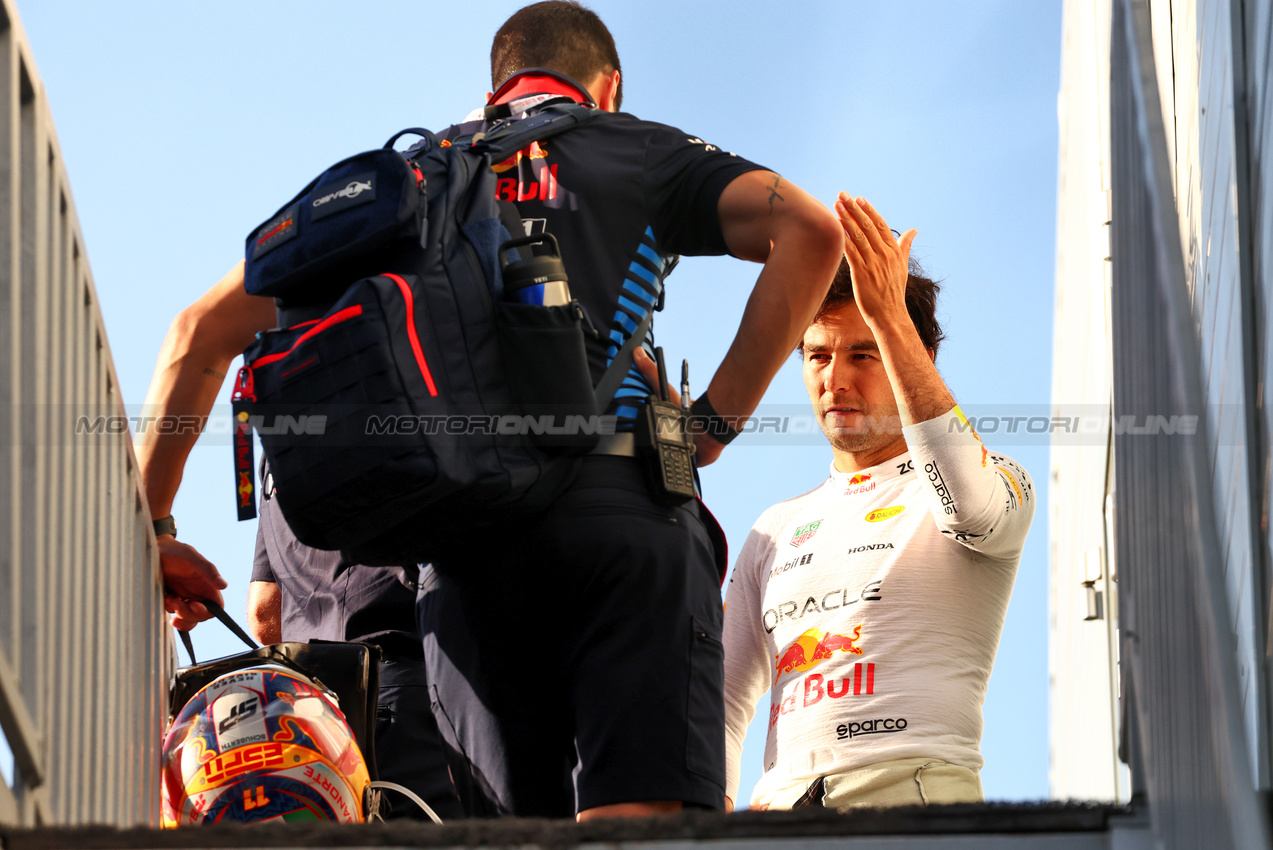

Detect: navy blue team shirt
443,70,767,426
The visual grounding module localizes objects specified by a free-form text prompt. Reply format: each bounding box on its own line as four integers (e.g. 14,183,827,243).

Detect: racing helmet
161,663,370,826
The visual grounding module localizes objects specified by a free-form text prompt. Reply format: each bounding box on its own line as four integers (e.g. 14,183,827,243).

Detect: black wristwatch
153,515,177,538
690,392,743,446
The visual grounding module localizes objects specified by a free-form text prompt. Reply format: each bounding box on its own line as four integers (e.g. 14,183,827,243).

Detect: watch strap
690,392,743,446
153,515,177,538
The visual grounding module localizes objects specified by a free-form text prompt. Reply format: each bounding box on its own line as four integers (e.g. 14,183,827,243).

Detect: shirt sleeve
251,500,277,584
723,520,777,805
901,405,1035,560
642,123,767,257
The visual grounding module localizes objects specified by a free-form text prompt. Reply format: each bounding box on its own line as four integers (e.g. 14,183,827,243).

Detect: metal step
0,802,1149,850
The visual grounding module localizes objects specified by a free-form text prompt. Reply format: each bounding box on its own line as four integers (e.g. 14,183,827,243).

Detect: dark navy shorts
374,657,465,820
417,456,726,816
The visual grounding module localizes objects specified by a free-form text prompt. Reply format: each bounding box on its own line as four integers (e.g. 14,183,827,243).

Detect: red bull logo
774,626,863,676
770,662,877,729
844,473,876,496
491,141,549,173
237,472,254,507
495,163,559,203
789,520,822,548
255,217,293,247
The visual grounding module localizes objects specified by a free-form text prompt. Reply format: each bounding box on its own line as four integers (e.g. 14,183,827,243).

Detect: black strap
206,599,260,651
175,599,259,667
383,127,439,151
690,392,743,446
593,309,654,414
496,201,535,262
475,102,599,162
483,103,512,121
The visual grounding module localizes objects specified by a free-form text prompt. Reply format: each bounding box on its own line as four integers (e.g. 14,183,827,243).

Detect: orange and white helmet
161,664,369,826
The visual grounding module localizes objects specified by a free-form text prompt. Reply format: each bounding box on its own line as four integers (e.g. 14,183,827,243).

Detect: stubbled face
801,301,907,468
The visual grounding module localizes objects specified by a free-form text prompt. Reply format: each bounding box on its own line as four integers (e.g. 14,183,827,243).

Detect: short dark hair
491,2,623,109
799,257,945,355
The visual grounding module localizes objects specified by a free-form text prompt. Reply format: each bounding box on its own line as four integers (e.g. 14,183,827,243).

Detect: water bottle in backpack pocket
494,232,598,450
230,105,642,564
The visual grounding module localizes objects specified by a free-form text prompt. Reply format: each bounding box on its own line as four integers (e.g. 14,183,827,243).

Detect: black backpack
231,104,648,564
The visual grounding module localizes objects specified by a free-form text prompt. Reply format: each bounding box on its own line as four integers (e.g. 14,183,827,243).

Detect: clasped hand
159,536,228,631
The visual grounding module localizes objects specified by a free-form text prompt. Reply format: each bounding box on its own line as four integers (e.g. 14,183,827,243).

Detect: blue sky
18,0,1061,804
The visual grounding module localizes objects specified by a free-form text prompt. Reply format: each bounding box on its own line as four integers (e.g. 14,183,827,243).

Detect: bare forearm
247,581,283,644
710,173,843,425
870,312,955,426
708,234,841,420
134,261,275,517
135,334,236,518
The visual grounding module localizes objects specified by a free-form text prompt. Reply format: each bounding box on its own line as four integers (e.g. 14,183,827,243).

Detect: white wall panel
1051,0,1130,803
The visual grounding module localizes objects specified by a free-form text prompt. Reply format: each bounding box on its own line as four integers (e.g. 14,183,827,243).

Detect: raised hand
834,191,918,329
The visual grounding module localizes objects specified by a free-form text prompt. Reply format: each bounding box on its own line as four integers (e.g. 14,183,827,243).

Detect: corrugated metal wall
1108,0,1268,846
1237,0,1273,792
0,0,168,827
1148,0,1270,786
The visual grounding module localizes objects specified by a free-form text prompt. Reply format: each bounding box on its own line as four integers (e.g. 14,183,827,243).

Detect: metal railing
0,0,168,827
1108,0,1270,845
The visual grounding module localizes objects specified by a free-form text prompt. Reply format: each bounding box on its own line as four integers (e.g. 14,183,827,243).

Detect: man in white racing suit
720,193,1034,810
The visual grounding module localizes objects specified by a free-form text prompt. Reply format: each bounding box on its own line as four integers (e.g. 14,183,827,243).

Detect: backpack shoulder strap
475,102,600,162
592,308,654,414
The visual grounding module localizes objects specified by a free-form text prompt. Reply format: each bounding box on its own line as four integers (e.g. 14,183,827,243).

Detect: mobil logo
774,626,863,676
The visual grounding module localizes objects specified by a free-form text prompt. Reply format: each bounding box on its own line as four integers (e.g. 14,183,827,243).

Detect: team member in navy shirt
134,0,843,821
416,2,844,820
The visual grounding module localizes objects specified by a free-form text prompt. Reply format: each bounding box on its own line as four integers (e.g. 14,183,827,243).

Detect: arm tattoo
202,368,225,379
767,175,786,212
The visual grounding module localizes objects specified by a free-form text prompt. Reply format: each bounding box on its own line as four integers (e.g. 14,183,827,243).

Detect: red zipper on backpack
382,273,438,397
235,280,435,399
250,304,365,370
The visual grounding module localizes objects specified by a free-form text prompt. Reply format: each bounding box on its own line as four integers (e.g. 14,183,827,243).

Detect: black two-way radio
635,348,697,505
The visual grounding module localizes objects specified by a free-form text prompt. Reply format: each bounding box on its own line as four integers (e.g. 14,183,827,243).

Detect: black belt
589,432,636,457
